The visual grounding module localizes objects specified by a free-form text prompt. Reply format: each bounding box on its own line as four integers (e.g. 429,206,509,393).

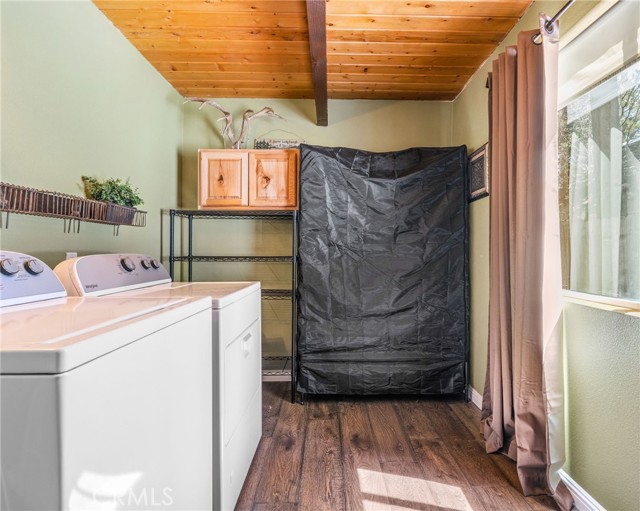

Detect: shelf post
169,209,175,280
291,210,298,403
188,213,194,282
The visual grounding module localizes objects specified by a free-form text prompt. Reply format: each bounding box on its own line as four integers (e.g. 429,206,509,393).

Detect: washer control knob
120,257,136,272
141,258,152,270
24,259,44,275
150,259,161,269
0,258,20,276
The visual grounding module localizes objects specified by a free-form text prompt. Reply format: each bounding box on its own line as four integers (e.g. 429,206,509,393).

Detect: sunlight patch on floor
69,471,143,510
358,468,474,511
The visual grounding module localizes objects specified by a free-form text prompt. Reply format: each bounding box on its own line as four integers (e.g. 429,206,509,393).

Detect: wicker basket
0,183,36,212
105,203,137,225
0,182,146,227
80,199,108,222
33,190,79,217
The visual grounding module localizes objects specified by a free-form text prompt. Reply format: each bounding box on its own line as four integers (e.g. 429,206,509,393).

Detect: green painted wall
181,98,453,208
179,99,454,357
564,304,640,511
3,1,637,509
180,98,454,284
452,2,640,510
0,0,183,268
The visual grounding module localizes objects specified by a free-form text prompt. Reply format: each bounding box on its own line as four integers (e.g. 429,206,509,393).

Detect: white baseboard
467,386,483,409
559,470,606,511
466,390,604,511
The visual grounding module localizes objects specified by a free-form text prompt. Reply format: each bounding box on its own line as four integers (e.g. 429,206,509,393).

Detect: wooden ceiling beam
306,0,328,126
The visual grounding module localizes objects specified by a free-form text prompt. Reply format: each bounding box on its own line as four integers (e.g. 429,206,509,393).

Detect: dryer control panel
0,252,67,307
54,254,171,296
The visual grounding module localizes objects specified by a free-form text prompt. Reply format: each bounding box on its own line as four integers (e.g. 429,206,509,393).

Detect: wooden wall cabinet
198,149,299,210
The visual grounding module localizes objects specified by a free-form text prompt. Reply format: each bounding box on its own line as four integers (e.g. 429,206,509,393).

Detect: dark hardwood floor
235,383,560,511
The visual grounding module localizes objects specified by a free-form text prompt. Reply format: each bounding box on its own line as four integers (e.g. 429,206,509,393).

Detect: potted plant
82,176,144,224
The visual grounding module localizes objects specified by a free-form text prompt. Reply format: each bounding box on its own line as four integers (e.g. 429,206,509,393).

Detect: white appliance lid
106,281,261,309
0,295,211,374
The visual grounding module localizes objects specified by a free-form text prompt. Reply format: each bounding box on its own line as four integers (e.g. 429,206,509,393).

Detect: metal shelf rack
0,182,146,233
168,209,298,402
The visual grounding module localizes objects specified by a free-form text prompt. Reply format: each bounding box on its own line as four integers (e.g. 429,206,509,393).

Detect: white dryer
54,253,262,511
0,252,213,510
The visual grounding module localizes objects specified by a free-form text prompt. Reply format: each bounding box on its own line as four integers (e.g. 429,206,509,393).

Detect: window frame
563,290,640,313
557,1,640,313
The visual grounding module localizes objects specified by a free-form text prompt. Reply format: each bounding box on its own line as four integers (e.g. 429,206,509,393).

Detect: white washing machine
54,253,262,511
0,252,213,511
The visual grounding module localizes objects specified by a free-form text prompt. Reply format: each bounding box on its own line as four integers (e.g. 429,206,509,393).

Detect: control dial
120,257,136,272
0,258,20,276
141,258,161,270
24,259,44,275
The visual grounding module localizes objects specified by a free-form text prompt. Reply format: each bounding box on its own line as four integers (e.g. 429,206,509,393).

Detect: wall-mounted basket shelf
0,182,146,232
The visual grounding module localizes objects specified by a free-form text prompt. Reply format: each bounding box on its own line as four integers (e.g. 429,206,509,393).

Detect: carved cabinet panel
199,150,249,207
198,149,298,210
248,150,298,208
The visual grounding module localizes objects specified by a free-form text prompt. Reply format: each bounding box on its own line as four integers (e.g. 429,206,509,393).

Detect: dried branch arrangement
184,98,285,149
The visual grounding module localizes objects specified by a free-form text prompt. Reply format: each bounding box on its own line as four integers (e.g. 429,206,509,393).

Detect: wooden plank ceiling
95,0,532,121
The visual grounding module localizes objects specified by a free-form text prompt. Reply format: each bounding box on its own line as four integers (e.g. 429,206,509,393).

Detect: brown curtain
482,15,574,511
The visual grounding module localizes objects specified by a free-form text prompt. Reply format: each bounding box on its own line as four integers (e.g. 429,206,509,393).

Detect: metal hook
532,0,575,45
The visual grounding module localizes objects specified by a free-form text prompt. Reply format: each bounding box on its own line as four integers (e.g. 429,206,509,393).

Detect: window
558,59,640,303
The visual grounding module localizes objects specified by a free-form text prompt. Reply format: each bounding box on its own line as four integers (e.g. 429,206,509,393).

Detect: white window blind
558,1,640,304
559,0,639,107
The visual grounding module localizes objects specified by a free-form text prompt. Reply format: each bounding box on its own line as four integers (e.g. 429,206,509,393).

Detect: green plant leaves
81,175,143,207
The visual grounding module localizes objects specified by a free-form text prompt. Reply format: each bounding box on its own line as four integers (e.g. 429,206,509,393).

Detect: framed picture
468,143,490,201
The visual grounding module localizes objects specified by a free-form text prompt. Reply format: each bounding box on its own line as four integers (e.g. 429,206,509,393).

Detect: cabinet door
199,150,249,208
248,150,298,209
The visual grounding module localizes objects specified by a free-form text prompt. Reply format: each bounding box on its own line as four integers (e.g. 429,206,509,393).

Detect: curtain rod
485,0,577,87
532,0,576,44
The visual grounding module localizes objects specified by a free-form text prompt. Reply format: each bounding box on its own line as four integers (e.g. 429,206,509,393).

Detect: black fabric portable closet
296,144,470,396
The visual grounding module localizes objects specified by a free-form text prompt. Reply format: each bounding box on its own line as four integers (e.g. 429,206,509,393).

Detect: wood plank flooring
235,383,560,511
